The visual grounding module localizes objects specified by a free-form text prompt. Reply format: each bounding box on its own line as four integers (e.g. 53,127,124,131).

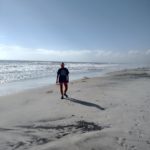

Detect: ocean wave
0,61,119,84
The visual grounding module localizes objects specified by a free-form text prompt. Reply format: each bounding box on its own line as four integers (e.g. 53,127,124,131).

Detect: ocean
0,60,147,96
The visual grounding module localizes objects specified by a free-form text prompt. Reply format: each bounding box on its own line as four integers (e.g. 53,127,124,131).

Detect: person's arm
56,70,59,84
56,75,59,84
67,68,69,82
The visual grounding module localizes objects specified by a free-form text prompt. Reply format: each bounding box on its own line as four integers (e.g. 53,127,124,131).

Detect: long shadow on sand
65,97,105,110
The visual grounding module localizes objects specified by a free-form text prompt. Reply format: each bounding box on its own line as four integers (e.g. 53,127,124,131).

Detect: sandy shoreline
0,68,150,150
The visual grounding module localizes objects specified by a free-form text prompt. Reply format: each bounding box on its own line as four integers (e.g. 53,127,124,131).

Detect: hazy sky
0,0,150,63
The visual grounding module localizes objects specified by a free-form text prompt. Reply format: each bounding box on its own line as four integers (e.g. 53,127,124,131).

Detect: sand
0,68,150,150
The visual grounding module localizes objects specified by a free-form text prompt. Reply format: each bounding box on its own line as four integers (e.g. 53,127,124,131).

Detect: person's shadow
65,97,105,110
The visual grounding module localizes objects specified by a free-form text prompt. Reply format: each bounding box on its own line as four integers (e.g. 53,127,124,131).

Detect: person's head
61,62,64,68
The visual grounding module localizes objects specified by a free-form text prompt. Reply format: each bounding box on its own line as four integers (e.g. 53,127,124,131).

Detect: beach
0,68,150,150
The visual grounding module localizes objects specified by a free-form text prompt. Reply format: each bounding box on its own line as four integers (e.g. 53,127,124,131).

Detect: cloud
146,49,150,55
0,44,150,64
128,50,140,55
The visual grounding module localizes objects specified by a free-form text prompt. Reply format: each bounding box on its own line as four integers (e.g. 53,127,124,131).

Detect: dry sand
0,68,150,150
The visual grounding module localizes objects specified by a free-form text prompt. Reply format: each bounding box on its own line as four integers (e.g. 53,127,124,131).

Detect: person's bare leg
60,83,64,99
64,83,68,97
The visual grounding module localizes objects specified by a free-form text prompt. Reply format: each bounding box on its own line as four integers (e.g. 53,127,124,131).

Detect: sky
0,0,150,63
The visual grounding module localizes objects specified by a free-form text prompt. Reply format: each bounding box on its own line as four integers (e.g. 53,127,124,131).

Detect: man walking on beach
56,62,69,99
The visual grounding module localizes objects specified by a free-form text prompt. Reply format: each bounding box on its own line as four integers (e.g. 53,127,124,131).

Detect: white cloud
96,50,112,56
128,50,140,55
146,49,150,55
0,44,150,63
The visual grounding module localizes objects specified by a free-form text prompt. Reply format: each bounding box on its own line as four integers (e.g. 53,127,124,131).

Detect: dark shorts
59,80,68,84
59,81,68,84
59,76,68,83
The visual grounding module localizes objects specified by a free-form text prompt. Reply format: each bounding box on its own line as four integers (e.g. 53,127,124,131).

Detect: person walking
56,62,69,99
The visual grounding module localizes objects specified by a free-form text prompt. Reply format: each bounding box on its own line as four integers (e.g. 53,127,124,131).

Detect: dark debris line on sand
114,73,150,79
18,120,105,132
4,120,110,150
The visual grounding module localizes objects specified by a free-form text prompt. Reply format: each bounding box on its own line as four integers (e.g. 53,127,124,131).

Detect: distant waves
0,61,118,85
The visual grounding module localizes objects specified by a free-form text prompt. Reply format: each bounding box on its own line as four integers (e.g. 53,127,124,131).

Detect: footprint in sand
46,90,53,94
146,140,150,145
76,90,81,92
81,77,90,82
116,137,126,147
129,145,137,150
116,137,137,150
